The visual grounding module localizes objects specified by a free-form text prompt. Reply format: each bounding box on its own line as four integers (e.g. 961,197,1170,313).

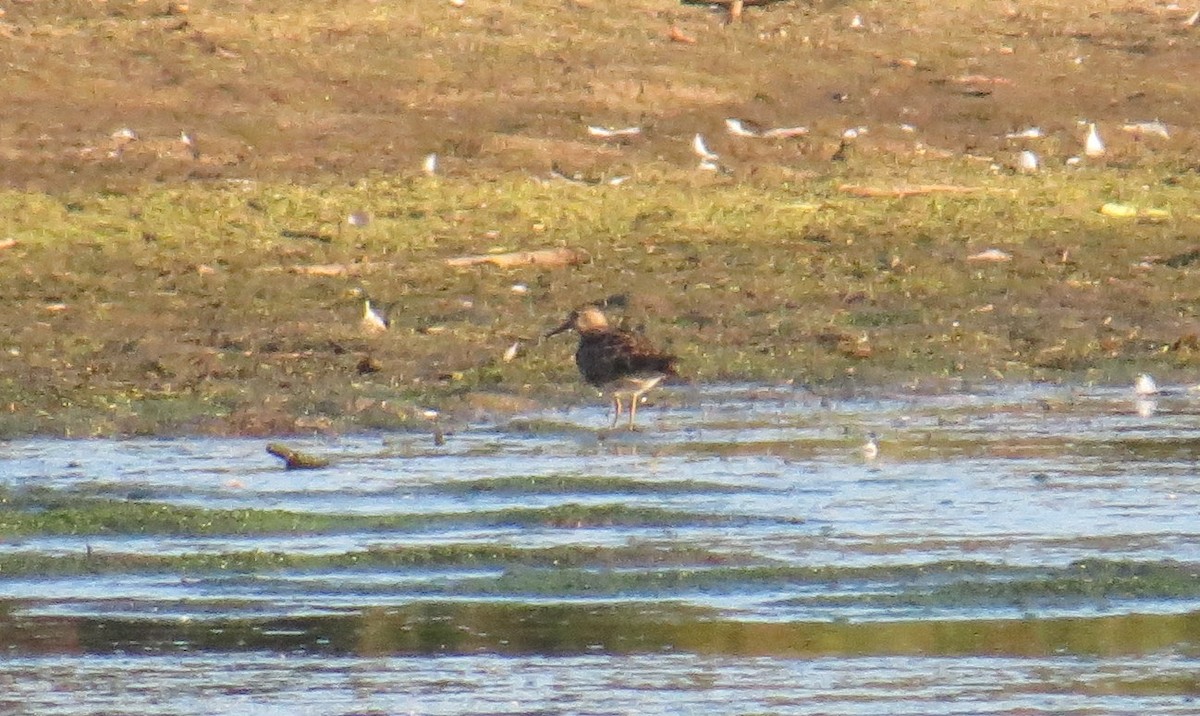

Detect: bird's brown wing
577,330,677,387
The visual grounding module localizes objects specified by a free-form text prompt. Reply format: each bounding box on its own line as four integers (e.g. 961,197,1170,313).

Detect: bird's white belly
599,373,665,398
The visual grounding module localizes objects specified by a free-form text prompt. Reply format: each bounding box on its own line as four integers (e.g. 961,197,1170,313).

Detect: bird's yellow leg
611,396,622,428
628,392,640,430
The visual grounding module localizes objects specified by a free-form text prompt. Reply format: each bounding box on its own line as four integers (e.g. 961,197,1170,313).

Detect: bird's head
545,305,610,338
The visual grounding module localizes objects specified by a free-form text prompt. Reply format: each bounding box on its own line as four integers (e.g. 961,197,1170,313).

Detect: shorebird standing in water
545,305,678,430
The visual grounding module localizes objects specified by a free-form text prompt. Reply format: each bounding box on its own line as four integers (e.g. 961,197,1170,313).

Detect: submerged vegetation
0,487,751,536
0,0,1198,435
2,478,1197,608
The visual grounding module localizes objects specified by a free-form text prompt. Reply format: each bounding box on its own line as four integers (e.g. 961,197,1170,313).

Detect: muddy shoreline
2,1,1198,436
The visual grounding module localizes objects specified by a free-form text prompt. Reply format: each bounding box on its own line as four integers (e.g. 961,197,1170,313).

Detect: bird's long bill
544,317,573,338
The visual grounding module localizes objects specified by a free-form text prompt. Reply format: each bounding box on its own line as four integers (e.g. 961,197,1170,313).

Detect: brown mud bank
1,1,1198,436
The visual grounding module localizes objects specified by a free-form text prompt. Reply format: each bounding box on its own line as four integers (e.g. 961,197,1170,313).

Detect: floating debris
265,443,331,470
347,211,370,228
502,341,521,363
849,13,865,29
422,153,438,175
111,127,139,142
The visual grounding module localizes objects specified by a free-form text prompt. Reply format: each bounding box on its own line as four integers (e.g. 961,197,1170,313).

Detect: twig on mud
838,183,991,198
666,25,697,44
266,443,332,470
280,229,333,243
260,262,380,276
444,247,588,269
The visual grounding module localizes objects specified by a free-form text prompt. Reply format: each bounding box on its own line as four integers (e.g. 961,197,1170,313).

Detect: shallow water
2,383,1200,714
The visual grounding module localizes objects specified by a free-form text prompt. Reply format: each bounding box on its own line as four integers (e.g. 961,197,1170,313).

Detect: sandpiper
545,305,678,429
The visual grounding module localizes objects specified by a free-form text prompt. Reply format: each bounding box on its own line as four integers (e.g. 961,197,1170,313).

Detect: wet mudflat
2,383,1199,714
